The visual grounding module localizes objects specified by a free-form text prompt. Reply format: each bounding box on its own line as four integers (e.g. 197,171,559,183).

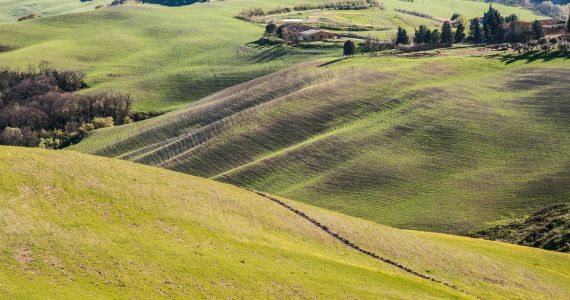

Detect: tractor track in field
247,189,483,300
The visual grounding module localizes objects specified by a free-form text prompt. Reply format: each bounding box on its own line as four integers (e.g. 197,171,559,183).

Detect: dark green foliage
469,18,483,44
505,13,519,22
472,203,570,253
506,21,531,43
455,23,466,43
532,20,545,40
441,21,454,45
482,5,505,44
265,23,277,35
567,14,570,33
430,29,441,46
343,40,356,56
451,13,461,21
413,25,429,44
396,27,410,45
0,66,131,148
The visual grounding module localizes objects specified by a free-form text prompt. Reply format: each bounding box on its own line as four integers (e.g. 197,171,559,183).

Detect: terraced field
72,54,570,233
1,147,569,299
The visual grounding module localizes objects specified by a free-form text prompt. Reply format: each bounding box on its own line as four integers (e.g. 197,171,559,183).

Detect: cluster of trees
0,65,132,149
237,0,380,20
394,21,463,48
392,6,570,50
345,6,570,56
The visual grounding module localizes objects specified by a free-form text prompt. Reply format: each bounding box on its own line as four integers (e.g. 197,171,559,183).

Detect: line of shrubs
0,65,133,149
237,0,381,20
394,9,433,20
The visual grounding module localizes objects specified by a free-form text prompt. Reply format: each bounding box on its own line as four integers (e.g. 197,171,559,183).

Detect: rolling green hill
0,0,108,23
0,0,542,111
72,53,570,234
0,1,338,112
1,146,569,299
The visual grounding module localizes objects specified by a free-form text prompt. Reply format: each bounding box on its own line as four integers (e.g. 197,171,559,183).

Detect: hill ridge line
246,189,483,300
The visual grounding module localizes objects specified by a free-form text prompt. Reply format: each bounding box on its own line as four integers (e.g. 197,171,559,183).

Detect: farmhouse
279,24,338,42
502,19,568,37
539,19,567,36
299,29,338,42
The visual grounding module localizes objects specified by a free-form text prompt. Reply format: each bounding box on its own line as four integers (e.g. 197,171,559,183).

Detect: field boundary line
247,189,483,300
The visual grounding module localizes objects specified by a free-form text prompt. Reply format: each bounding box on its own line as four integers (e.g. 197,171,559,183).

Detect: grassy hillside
0,0,108,22
72,53,570,234
0,1,338,112
1,146,569,299
0,0,542,111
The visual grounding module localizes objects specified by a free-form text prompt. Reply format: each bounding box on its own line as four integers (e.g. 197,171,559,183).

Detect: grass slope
0,0,108,22
1,146,569,299
72,53,570,234
0,0,542,111
0,1,337,111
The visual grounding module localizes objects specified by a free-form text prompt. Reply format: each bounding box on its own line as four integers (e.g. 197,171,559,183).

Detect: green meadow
0,0,108,22
73,53,570,234
0,147,569,299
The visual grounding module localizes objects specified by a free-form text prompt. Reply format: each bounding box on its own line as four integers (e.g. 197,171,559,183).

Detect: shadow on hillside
496,51,570,64
318,57,349,67
245,44,326,63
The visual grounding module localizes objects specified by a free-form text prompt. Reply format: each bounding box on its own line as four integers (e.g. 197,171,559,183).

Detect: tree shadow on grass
245,43,328,63
497,50,570,64
318,57,349,67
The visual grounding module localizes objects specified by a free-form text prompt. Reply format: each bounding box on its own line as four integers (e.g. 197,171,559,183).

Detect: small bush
93,117,115,129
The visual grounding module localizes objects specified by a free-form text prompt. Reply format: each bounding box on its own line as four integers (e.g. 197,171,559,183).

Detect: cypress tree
441,21,454,45
455,23,466,43
396,27,410,45
482,5,504,44
430,29,441,47
424,29,433,45
532,20,544,40
469,18,483,44
414,25,428,44
343,40,355,56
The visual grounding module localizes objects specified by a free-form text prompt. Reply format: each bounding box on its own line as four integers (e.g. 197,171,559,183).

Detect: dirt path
247,189,483,300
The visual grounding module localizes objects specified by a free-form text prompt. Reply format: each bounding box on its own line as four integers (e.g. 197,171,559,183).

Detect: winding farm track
247,189,483,300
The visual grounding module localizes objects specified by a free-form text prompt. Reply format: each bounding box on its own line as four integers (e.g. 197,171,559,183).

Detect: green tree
441,21,454,45
505,14,518,22
455,23,466,43
531,20,544,40
265,23,277,35
430,29,441,47
396,27,410,45
424,29,433,44
469,18,483,44
482,5,504,44
413,25,429,44
343,40,355,56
